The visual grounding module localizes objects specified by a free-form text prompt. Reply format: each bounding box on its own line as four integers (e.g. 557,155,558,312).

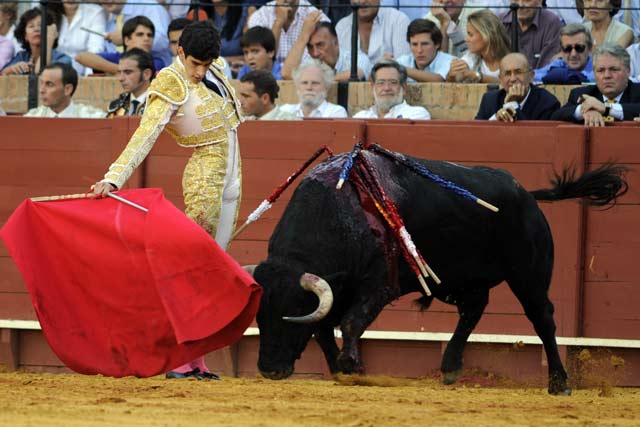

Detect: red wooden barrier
1,117,639,384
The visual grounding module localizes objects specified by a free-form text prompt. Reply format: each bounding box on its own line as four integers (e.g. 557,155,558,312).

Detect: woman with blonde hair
447,9,510,83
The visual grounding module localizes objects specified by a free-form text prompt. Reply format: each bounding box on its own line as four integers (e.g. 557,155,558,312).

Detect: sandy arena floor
0,371,639,427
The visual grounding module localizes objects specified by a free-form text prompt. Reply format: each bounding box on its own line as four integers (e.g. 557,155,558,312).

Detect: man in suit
475,52,560,121
552,43,640,127
106,48,154,118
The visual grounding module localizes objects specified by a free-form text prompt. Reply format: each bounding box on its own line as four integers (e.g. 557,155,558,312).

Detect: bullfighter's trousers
182,130,241,250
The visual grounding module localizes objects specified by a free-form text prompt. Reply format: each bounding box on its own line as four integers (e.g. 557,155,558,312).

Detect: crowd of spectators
1,0,640,125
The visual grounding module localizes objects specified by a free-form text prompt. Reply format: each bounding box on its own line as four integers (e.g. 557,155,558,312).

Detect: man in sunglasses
476,52,560,121
534,23,595,84
552,43,640,126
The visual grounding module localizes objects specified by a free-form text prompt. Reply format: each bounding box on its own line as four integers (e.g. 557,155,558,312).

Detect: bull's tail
530,163,629,207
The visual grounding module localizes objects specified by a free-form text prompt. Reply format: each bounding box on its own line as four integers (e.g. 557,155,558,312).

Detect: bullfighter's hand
496,107,516,122
90,182,116,199
505,83,526,103
635,116,640,123
583,110,605,127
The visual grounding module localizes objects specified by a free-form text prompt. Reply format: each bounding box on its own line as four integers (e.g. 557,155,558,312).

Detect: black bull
251,151,627,395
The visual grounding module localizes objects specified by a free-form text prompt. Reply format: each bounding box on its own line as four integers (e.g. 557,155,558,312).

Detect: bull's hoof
336,353,363,374
548,385,572,396
441,369,462,385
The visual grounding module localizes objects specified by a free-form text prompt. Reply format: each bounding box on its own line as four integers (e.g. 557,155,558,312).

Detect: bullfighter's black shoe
195,370,221,380
165,368,199,379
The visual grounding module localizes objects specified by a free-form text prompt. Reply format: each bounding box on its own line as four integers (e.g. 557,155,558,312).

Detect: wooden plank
582,282,640,339
0,293,36,320
584,242,640,283
0,257,25,293
366,123,559,163
589,125,640,163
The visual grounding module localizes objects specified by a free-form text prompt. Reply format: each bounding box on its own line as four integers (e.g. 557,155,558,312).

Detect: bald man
475,53,560,122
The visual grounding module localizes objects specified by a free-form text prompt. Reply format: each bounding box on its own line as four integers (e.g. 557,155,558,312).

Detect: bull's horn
283,273,334,323
242,265,257,276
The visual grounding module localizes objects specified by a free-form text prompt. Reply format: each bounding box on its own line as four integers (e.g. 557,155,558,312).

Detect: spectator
281,19,372,80
239,69,300,120
584,0,634,48
476,52,559,121
336,0,411,64
1,8,71,75
552,43,640,125
381,0,430,21
0,1,17,69
547,0,584,25
248,0,330,63
446,9,510,83
280,60,348,117
627,42,640,79
186,0,249,58
56,1,106,75
24,62,105,117
99,0,171,66
168,18,191,59
75,16,165,75
425,0,470,57
310,0,351,24
158,0,190,20
107,48,154,117
501,0,563,69
612,0,639,38
237,26,282,79
534,23,595,84
395,19,455,82
353,59,431,119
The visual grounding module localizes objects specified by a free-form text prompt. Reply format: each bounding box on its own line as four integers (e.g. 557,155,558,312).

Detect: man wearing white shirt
353,59,431,119
336,0,411,64
57,2,106,76
24,62,105,118
552,43,640,125
248,0,330,64
280,60,348,118
281,20,372,81
380,0,432,21
100,0,171,66
395,19,455,82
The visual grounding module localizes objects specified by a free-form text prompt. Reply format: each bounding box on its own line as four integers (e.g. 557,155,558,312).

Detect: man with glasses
552,43,640,126
534,23,595,84
353,59,430,119
476,52,559,121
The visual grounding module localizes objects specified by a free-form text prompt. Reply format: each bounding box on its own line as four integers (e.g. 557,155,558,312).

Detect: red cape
0,188,262,377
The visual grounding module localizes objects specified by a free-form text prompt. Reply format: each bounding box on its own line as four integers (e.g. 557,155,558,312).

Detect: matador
91,21,243,380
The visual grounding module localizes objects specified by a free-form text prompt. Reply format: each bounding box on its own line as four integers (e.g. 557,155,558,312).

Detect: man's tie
130,100,140,116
